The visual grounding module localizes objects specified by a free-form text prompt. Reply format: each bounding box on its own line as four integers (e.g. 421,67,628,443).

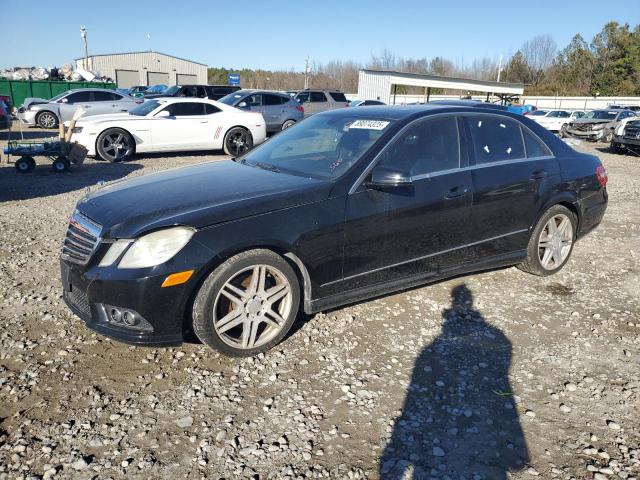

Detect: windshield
218,92,246,105
529,110,548,116
50,92,69,102
162,85,180,96
129,100,161,116
585,110,618,120
240,114,392,180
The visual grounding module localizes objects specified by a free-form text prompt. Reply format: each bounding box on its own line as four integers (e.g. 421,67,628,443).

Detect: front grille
574,123,596,132
61,211,102,265
623,125,640,139
66,286,91,318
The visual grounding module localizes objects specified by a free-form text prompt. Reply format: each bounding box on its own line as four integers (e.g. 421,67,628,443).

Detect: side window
164,102,205,116
296,92,310,103
245,94,262,107
310,91,327,103
466,116,525,164
264,94,286,106
377,117,460,176
66,91,92,103
195,86,207,98
556,111,570,118
110,92,123,101
92,91,113,102
521,127,551,158
618,111,634,120
329,92,347,102
180,86,198,97
204,104,221,114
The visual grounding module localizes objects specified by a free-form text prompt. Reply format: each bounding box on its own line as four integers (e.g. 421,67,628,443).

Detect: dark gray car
219,90,304,132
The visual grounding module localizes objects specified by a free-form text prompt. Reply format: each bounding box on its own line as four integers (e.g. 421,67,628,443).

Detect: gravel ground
0,128,638,479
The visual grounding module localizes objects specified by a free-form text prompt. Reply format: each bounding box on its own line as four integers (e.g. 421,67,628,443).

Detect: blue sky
3,0,640,71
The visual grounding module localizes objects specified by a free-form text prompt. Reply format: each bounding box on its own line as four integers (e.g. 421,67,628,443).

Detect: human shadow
380,284,528,479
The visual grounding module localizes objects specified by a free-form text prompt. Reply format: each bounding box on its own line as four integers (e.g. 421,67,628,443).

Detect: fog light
121,310,137,326
110,308,122,322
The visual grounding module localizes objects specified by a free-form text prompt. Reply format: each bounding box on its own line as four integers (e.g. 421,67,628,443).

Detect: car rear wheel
281,119,296,130
518,205,576,276
36,111,58,129
52,157,70,173
223,127,253,156
96,128,134,162
192,249,300,356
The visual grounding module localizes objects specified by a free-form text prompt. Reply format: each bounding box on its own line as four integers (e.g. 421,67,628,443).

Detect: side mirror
156,110,171,118
60,98,69,103
237,101,248,108
365,166,412,190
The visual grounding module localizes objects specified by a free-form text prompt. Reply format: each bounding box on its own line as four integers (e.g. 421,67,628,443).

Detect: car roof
316,104,521,121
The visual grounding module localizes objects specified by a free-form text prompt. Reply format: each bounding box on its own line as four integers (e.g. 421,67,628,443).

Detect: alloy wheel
213,264,293,350
537,214,573,270
38,112,56,128
226,131,250,156
102,132,132,161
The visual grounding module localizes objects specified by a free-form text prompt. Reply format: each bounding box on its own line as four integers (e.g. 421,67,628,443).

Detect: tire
518,205,577,276
15,156,35,173
560,124,569,138
610,141,622,154
192,249,301,357
223,127,253,157
96,128,135,162
52,157,70,173
36,111,59,129
603,130,614,143
281,119,296,131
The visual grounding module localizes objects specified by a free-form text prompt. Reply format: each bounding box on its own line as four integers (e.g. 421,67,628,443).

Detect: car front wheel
192,249,300,356
36,111,59,129
518,205,576,276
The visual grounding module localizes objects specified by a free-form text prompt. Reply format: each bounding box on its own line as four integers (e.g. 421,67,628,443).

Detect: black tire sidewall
223,127,253,156
527,206,577,276
16,158,33,173
37,111,58,129
193,250,300,357
96,128,133,162
282,120,295,130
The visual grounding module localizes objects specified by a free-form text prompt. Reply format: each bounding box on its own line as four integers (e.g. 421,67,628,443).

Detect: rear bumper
577,190,608,239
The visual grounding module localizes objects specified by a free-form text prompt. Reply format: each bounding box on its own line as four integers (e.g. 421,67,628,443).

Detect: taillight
135,99,144,104
596,165,608,187
296,105,304,113
344,103,349,107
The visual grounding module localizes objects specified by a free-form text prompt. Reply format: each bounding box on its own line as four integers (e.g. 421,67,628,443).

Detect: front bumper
616,135,640,148
60,238,215,346
565,127,604,141
17,110,37,126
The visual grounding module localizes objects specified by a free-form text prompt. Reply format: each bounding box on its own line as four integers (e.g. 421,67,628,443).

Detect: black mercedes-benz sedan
60,104,608,356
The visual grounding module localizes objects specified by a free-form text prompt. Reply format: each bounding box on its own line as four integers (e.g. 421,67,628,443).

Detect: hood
22,97,50,109
570,118,612,125
76,160,331,238
75,112,141,125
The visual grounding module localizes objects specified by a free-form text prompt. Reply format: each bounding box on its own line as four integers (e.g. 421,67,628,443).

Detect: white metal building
357,69,524,104
75,51,208,88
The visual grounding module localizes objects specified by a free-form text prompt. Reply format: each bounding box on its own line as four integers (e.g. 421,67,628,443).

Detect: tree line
208,21,640,97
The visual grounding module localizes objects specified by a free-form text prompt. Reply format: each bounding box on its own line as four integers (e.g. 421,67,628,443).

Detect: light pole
80,26,89,70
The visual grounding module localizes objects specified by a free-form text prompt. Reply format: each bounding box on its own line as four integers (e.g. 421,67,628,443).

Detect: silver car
294,89,349,117
17,88,140,129
218,90,304,132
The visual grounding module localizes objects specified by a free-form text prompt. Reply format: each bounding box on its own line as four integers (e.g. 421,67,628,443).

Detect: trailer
3,137,88,173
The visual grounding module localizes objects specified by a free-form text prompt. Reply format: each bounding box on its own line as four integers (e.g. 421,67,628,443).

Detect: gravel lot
0,127,638,479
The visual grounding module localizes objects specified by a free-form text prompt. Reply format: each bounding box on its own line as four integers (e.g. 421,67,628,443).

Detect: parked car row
562,109,638,143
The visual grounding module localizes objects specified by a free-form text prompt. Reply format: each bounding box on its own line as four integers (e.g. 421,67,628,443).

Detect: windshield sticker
349,120,390,130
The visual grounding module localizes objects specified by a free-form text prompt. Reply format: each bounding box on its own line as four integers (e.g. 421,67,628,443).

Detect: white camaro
70,97,267,162
529,109,585,133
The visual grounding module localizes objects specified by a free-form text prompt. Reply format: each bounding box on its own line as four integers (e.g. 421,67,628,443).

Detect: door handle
445,185,468,199
530,169,548,180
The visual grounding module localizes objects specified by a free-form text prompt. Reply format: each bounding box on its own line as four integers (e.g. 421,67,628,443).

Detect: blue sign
227,73,240,86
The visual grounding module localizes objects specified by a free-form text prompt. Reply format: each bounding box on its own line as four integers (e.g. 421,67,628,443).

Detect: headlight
591,124,604,131
72,126,83,134
100,226,195,269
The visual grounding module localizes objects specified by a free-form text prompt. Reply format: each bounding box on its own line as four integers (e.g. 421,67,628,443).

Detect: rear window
465,116,525,164
329,92,347,102
521,128,551,158
264,94,287,106
310,91,327,102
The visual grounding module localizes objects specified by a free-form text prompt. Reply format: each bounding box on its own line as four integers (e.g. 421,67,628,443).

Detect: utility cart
3,137,88,173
